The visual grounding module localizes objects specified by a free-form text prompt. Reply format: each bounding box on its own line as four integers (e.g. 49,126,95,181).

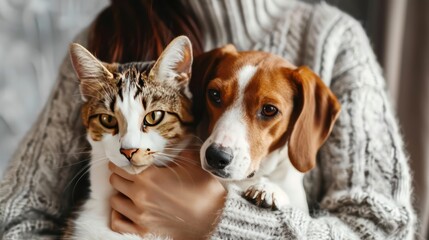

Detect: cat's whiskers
64,156,108,191
164,140,202,151
67,131,92,141
54,156,92,169
154,152,199,166
156,151,186,160
152,154,173,167
64,160,99,200
183,134,204,144
70,158,107,201
47,139,91,169
162,148,200,153
51,147,92,156
161,161,199,190
153,158,186,189
164,141,202,148
162,157,197,187
154,154,191,171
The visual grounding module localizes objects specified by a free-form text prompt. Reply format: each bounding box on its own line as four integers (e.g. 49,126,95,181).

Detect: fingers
108,162,135,181
110,194,142,224
110,209,146,235
110,172,135,199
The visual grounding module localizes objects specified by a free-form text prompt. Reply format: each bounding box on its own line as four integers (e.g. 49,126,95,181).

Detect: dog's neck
244,145,289,179
180,0,297,50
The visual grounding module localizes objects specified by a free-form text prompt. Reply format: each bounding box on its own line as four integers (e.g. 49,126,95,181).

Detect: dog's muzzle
205,143,233,177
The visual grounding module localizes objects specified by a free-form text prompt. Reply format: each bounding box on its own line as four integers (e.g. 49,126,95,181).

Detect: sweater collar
180,0,296,50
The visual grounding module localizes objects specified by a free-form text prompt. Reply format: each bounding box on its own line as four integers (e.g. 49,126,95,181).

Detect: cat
65,36,194,239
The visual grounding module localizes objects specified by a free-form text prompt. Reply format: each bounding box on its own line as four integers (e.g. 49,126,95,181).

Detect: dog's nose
205,144,233,169
120,148,138,160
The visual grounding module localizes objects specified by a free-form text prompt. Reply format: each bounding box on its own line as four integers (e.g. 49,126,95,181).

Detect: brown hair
88,0,204,63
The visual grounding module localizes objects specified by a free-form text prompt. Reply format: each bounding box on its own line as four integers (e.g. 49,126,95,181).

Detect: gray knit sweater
0,1,416,239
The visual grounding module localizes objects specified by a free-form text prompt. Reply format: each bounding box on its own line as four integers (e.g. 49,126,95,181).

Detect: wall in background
0,0,108,175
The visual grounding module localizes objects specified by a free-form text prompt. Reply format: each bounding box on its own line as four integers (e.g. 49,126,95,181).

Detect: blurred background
0,0,108,172
0,0,427,239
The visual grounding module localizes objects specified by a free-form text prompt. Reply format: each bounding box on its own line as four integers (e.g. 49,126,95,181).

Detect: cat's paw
243,182,290,210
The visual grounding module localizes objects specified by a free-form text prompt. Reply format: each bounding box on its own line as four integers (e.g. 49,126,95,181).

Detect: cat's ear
69,43,113,80
149,36,193,98
69,43,113,102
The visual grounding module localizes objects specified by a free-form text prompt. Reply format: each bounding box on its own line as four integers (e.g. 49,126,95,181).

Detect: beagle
190,45,341,212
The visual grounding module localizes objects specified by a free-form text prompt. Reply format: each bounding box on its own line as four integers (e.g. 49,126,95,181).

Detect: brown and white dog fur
190,45,341,212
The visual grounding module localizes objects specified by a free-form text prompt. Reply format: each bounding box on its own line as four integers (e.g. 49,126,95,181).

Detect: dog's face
191,45,341,181
202,54,296,180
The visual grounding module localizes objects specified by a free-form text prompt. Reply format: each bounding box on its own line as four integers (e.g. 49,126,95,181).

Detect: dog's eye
208,89,221,105
99,114,118,129
144,111,165,126
261,105,278,117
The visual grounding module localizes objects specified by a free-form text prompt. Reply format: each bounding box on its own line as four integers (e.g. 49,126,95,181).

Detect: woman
0,0,415,239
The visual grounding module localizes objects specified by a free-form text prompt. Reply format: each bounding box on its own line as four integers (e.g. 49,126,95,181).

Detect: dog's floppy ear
189,44,237,123
286,66,341,172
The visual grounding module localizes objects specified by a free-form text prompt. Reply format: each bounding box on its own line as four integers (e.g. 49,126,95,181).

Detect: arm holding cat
0,30,89,239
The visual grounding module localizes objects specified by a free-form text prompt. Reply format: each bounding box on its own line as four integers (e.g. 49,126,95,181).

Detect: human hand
108,150,226,240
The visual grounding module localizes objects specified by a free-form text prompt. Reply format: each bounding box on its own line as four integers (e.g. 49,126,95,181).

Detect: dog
190,45,341,212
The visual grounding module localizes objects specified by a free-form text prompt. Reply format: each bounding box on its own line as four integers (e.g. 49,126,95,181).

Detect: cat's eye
99,114,118,129
208,89,221,105
144,111,165,126
261,104,278,118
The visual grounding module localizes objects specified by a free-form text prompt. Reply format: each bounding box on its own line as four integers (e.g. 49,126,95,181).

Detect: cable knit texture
0,1,415,239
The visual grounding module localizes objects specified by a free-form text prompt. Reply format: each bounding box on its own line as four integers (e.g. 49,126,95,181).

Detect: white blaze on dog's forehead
237,65,257,94
212,65,257,145
216,65,255,178
201,65,257,180
117,82,144,148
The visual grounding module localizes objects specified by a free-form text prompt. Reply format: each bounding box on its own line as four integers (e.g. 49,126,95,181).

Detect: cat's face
70,36,194,174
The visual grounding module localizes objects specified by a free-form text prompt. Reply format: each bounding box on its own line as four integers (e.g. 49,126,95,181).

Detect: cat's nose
120,148,138,160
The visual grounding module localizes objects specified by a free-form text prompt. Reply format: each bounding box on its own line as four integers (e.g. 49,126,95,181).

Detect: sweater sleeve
210,9,416,240
0,30,89,239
